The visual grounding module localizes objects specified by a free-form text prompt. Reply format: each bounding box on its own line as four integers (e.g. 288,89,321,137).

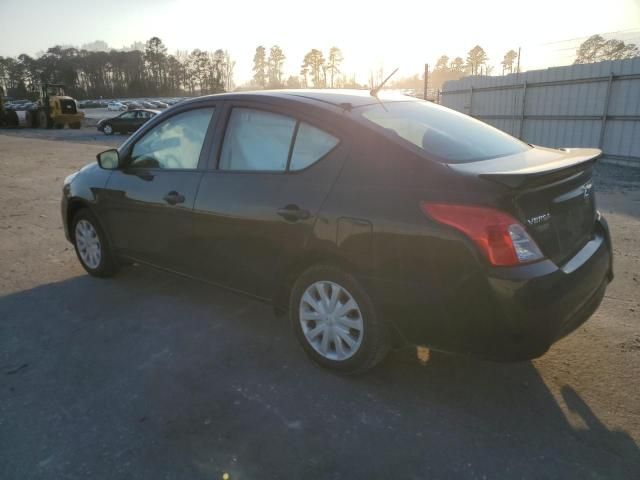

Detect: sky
1,0,639,84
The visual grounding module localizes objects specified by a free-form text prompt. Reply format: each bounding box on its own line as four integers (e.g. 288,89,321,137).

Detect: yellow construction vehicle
30,83,84,129
0,87,19,127
1,83,84,129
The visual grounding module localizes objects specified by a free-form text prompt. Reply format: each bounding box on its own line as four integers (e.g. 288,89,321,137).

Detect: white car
107,102,127,112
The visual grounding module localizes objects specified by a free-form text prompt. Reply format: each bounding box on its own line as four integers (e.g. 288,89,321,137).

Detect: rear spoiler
448,147,602,189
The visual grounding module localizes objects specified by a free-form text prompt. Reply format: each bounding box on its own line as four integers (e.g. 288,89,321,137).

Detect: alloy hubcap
299,281,364,361
75,219,102,269
104,125,112,134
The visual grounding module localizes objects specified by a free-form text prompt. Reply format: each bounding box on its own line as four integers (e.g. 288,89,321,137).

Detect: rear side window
359,101,529,163
290,123,339,171
219,109,296,171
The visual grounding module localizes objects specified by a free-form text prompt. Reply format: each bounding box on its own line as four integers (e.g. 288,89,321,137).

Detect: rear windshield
359,101,530,163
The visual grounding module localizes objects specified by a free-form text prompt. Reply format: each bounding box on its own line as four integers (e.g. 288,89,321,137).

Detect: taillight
420,202,544,267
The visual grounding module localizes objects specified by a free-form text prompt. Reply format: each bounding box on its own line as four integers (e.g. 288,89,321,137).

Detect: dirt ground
0,130,639,479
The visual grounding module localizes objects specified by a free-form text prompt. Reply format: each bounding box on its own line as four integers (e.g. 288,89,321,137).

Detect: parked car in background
62,90,613,374
125,101,143,110
96,108,158,135
148,100,168,109
80,100,102,108
107,102,127,112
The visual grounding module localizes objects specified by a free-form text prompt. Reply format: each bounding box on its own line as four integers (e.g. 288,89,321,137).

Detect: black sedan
62,90,613,374
97,109,159,135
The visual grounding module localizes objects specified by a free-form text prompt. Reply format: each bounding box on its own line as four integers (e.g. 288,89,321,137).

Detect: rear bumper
362,216,613,361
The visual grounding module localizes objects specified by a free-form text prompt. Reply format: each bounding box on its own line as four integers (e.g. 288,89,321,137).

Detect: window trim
123,105,218,172
287,121,341,173
213,103,342,175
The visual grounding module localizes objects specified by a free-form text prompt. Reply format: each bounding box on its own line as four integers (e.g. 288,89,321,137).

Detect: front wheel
103,123,114,135
72,209,117,277
290,265,390,374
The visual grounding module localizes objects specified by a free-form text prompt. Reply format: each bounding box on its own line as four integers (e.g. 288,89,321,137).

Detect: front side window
219,109,296,171
290,123,339,171
130,108,214,169
359,101,530,163
120,112,135,119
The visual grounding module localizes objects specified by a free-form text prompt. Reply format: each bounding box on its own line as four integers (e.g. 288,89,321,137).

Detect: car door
101,105,217,270
191,102,348,299
132,110,151,132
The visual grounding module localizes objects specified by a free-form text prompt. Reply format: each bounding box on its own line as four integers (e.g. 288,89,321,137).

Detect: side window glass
219,108,296,171
121,112,135,119
130,108,214,170
290,123,339,171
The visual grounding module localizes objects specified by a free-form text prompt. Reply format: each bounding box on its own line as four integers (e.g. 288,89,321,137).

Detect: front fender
62,163,113,241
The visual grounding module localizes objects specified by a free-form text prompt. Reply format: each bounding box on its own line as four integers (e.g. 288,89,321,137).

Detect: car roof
182,89,420,113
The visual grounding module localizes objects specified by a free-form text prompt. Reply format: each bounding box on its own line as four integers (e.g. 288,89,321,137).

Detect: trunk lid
448,146,601,266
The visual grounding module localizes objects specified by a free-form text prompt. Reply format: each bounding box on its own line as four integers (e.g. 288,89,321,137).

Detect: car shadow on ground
1,266,638,479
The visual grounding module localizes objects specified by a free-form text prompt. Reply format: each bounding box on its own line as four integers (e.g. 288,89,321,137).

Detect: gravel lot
1,130,639,479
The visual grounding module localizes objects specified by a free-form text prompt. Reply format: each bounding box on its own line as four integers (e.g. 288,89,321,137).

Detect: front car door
113,111,136,132
191,101,348,299
102,105,217,270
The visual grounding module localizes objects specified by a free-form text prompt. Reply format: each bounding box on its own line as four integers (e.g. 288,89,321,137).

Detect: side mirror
97,149,120,170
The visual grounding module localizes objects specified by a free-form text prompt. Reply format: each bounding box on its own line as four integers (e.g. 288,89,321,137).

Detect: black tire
103,123,114,135
24,111,34,128
54,123,64,129
289,265,390,375
70,122,81,129
71,208,117,278
37,110,49,129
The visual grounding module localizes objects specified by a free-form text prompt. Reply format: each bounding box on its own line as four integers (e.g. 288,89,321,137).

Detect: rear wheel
37,110,49,129
290,265,390,374
72,209,117,277
24,111,34,128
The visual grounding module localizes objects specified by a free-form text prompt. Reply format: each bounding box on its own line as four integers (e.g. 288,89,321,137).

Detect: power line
540,28,640,46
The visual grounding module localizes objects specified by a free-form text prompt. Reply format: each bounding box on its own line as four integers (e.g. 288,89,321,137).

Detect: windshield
359,101,530,163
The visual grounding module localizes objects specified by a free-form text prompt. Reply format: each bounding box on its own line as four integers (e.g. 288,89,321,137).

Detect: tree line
391,45,514,90
574,34,638,64
0,37,235,99
393,34,638,91
249,45,361,89
1,33,637,100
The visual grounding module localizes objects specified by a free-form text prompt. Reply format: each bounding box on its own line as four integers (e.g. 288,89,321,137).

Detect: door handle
163,191,185,205
277,205,310,222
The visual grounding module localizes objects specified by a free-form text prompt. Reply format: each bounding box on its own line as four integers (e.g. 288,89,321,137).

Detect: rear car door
102,105,217,270
191,101,348,299
133,110,154,132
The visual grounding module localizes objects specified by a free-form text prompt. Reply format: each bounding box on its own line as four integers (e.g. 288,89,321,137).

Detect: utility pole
423,63,429,100
516,47,521,73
